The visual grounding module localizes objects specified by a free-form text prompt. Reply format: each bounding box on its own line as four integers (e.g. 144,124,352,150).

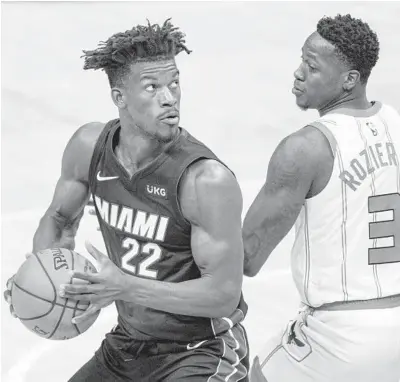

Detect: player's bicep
190,221,242,279
45,123,100,224
244,133,315,233
47,176,89,224
182,161,244,289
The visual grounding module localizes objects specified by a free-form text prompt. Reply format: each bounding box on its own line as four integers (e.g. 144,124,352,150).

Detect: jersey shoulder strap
88,119,120,192
308,120,338,158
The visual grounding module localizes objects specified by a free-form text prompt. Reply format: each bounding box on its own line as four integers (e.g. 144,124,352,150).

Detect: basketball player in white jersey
243,14,400,382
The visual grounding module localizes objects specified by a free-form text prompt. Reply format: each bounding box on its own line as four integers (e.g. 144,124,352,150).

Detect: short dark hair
317,14,379,83
82,19,191,87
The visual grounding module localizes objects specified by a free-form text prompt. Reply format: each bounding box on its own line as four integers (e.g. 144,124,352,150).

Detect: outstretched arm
242,129,319,277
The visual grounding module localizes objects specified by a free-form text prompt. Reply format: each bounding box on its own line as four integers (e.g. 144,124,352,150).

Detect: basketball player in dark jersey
4,20,249,381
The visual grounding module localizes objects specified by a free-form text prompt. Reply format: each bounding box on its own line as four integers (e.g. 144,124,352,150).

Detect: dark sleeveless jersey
88,119,247,342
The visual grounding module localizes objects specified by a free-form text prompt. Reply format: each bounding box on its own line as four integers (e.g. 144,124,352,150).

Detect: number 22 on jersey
121,237,162,278
368,192,400,264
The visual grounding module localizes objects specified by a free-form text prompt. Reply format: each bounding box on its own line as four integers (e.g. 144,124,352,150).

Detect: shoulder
278,125,329,153
179,159,242,225
266,126,333,192
191,159,235,182
272,126,332,169
185,159,239,193
67,122,105,151
62,122,106,182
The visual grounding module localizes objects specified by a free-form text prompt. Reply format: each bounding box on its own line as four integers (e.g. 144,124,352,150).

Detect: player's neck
116,116,169,174
318,89,370,117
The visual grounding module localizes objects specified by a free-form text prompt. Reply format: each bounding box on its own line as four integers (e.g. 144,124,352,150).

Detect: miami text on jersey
93,195,170,242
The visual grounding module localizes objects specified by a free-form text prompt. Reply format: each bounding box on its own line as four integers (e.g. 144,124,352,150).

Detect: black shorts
68,324,249,381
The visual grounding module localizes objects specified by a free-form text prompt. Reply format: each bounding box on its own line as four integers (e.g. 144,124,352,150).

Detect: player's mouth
159,111,179,125
292,82,305,96
292,86,304,96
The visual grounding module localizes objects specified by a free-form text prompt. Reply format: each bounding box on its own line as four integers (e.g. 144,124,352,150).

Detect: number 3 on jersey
121,237,162,278
368,192,400,264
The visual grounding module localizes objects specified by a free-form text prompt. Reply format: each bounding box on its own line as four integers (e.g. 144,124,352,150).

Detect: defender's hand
59,241,128,324
4,253,34,318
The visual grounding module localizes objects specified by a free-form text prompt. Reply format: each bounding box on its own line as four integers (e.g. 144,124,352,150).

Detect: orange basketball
11,248,100,340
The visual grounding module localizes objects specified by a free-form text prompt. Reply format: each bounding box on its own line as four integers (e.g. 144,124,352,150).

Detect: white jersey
291,102,400,307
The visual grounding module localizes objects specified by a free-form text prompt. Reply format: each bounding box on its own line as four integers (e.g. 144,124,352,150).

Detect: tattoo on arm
243,131,317,276
243,232,262,265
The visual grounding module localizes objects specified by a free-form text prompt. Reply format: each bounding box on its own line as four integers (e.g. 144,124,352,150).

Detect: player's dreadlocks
317,14,379,84
82,19,192,87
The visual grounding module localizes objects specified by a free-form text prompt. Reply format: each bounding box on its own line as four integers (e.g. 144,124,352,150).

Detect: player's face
292,32,348,111
123,59,181,142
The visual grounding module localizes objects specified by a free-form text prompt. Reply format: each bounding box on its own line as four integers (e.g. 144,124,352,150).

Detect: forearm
121,274,240,318
243,212,295,277
32,211,80,252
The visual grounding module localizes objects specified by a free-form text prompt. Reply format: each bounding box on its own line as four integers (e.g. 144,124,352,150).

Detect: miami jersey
291,102,400,307
88,119,247,341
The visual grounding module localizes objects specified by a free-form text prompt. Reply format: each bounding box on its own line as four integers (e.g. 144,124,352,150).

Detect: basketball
11,248,100,340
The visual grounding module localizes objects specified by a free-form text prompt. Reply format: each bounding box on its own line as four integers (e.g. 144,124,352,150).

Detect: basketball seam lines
33,252,58,304
47,298,69,339
13,282,87,315
13,281,57,320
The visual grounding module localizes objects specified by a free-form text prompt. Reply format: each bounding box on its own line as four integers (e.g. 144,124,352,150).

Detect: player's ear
343,70,360,91
111,87,127,109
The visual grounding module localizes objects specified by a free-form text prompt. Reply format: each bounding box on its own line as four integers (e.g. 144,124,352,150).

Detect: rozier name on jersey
339,142,398,191
94,195,170,242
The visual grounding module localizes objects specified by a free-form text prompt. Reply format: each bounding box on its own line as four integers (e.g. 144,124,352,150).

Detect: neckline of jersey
107,120,187,184
325,101,382,118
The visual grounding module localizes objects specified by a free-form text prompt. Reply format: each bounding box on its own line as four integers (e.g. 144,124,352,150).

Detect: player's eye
145,84,156,92
308,64,317,72
170,80,180,89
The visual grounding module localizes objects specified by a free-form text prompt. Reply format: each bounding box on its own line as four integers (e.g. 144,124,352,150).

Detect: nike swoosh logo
186,339,208,351
97,171,119,182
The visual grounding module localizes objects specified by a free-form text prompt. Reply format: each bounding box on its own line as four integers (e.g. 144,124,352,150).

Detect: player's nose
159,86,177,107
293,65,305,82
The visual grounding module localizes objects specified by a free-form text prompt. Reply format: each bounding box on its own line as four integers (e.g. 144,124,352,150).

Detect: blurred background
2,2,400,380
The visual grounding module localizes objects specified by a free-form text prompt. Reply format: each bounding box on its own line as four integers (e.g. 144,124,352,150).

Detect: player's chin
297,104,309,112
293,93,310,111
156,123,179,142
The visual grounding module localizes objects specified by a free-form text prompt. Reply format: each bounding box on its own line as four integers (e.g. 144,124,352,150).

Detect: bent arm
32,123,103,252
33,178,88,252
243,130,319,277
122,160,244,318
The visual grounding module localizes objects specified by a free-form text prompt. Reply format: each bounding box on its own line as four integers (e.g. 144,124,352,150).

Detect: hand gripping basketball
59,241,128,324
3,252,34,318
